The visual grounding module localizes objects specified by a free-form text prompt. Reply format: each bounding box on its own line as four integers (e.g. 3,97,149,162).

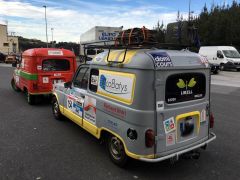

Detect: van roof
200,46,237,50
22,48,75,57
91,49,207,70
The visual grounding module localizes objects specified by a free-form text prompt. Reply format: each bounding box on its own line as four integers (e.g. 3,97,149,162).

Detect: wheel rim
220,65,224,70
109,137,124,160
53,101,59,115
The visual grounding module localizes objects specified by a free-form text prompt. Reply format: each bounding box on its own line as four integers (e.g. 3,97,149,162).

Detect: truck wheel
220,64,225,71
107,135,128,167
26,90,35,105
11,78,20,92
52,96,63,120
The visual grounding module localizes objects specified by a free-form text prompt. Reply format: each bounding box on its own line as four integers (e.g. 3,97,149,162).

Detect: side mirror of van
64,81,72,89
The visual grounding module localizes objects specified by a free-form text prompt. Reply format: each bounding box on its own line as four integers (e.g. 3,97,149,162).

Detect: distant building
0,24,19,54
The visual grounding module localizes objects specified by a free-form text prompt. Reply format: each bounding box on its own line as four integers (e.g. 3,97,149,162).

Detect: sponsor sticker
201,109,206,122
97,70,135,104
67,97,74,110
103,102,126,119
84,96,97,125
199,55,209,67
73,101,83,117
149,52,173,68
91,75,99,86
166,132,176,146
37,65,42,70
156,101,164,111
163,117,176,133
54,73,61,77
48,50,63,56
42,77,49,84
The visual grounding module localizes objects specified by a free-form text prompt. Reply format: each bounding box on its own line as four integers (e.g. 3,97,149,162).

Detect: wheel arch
98,127,153,160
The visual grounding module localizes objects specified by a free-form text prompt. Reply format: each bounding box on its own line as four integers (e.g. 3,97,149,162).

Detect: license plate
176,113,200,142
53,79,63,84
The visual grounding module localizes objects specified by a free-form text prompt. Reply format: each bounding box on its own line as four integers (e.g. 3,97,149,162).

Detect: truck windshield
222,50,240,58
42,59,70,71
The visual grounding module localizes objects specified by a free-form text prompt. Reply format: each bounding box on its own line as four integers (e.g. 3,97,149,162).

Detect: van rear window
42,59,70,71
165,73,206,104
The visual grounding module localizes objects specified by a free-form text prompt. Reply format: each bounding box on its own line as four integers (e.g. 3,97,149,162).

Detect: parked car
0,52,7,63
11,48,77,104
5,53,17,64
52,44,216,167
199,46,240,71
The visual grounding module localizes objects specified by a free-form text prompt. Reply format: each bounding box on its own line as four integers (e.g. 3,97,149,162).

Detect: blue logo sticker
100,75,106,90
150,52,173,68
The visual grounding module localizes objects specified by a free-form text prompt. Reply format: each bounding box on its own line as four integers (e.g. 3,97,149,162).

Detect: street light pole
43,5,48,48
51,28,54,47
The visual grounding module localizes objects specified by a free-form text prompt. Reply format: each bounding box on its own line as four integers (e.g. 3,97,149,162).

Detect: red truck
11,48,77,104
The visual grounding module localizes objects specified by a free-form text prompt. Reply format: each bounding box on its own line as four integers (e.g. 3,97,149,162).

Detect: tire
220,64,225,71
52,96,63,120
237,69,240,72
213,69,219,74
26,90,35,105
11,78,21,92
107,135,128,167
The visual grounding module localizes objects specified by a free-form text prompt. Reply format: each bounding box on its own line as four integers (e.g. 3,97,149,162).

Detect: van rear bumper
139,132,216,162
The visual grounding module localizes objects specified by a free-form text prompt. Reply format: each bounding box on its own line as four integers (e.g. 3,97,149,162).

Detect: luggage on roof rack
114,26,158,46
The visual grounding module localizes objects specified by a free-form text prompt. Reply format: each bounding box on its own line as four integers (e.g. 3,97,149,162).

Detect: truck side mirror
64,81,72,89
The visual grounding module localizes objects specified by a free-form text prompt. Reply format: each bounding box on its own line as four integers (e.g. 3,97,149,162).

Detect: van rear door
37,57,75,92
155,70,210,155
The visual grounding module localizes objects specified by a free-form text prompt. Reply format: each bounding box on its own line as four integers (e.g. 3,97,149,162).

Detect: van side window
73,67,89,89
217,51,224,58
89,69,99,92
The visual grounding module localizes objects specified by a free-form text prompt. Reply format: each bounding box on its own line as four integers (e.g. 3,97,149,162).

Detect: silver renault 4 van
51,45,216,167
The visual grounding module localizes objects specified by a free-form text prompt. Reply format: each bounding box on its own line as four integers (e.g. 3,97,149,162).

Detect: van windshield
42,59,70,71
222,50,240,58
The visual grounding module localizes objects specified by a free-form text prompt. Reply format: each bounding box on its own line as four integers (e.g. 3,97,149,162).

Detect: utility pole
188,0,191,22
43,5,48,48
51,28,54,47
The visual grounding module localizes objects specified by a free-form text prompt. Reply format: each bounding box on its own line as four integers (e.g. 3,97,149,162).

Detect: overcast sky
0,0,235,42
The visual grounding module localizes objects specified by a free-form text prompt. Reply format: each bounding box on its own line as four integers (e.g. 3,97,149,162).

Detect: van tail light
33,82,38,90
210,113,214,129
145,129,155,148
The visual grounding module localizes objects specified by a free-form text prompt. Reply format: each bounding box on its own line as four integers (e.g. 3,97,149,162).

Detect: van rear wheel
52,96,63,120
11,78,20,92
107,135,128,167
26,90,35,105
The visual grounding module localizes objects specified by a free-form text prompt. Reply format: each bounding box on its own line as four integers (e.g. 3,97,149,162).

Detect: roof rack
82,40,191,64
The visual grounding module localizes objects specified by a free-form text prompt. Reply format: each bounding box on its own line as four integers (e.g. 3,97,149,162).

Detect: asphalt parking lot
0,64,240,180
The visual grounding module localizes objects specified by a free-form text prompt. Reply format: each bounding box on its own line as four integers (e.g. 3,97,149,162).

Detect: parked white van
199,46,240,71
